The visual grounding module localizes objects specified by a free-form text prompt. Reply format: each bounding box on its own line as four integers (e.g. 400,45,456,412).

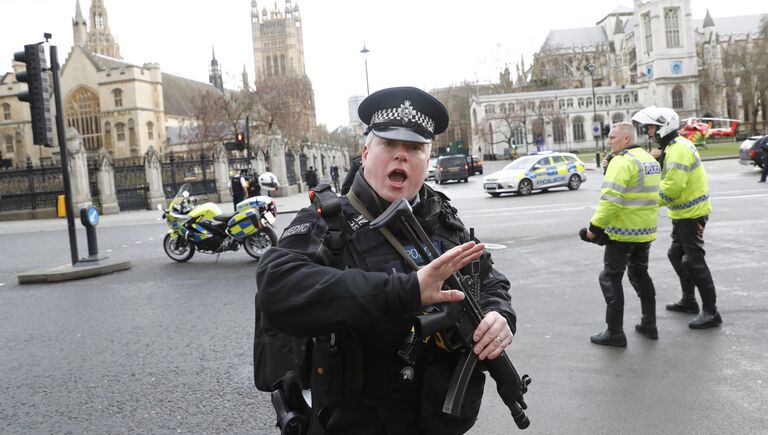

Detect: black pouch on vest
310,327,363,408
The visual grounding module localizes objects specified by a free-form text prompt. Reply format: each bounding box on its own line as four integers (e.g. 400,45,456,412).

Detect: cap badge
396,100,416,124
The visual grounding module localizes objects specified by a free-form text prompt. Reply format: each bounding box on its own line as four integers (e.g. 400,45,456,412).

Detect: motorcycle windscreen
228,209,261,239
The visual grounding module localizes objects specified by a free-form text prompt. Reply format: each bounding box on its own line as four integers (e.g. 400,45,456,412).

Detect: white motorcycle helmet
631,106,680,138
258,172,279,192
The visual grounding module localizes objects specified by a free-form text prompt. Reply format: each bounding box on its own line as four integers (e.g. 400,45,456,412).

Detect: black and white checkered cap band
369,100,435,133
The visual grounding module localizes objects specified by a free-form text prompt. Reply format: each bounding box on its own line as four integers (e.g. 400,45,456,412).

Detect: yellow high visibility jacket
659,136,712,220
591,146,661,243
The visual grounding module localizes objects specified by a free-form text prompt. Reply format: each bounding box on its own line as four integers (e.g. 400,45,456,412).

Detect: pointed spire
212,46,217,61
703,9,715,28
75,0,85,21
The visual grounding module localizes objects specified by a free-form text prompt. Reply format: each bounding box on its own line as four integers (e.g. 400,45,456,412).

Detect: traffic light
235,132,245,150
602,123,611,137
14,44,53,147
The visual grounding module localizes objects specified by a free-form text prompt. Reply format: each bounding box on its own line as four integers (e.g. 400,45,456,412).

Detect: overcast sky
2,1,765,129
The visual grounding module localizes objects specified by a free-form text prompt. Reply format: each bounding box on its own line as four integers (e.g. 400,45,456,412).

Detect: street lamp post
586,63,602,152
360,43,370,96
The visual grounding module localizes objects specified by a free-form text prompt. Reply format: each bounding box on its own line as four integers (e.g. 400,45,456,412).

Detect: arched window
65,86,103,152
2,103,10,120
112,88,123,108
605,95,612,105
586,97,592,108
280,54,286,75
665,8,681,48
472,108,478,127
499,104,507,114
147,121,154,140
552,117,565,144
572,116,585,141
266,57,272,77
567,98,573,108
615,95,622,106
532,118,544,143
4,135,13,154
115,123,126,142
612,113,625,124
103,122,113,151
672,86,684,109
558,99,565,110
273,56,280,76
642,12,653,53
577,98,584,108
513,126,525,145
623,94,630,104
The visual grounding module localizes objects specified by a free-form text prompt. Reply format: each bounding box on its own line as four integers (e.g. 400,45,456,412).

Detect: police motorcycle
158,173,280,262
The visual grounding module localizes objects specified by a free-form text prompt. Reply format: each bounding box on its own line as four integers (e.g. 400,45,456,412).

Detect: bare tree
722,18,768,134
181,90,229,156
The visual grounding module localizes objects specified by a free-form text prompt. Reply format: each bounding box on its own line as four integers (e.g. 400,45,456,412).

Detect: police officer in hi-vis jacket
632,106,722,329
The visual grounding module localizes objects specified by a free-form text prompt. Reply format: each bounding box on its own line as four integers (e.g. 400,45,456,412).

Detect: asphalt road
0,159,766,434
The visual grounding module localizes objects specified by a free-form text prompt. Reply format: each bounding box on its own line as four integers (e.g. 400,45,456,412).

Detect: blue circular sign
86,206,99,226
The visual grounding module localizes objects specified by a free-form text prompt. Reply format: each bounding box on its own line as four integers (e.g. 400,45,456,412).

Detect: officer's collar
658,132,679,148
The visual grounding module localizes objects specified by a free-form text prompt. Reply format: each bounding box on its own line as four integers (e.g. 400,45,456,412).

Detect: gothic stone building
470,0,766,157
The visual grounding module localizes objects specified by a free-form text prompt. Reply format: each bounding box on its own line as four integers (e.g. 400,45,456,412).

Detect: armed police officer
632,107,722,329
582,122,661,347
256,87,516,434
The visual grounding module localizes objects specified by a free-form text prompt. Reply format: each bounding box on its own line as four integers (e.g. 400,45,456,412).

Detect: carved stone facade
470,0,766,156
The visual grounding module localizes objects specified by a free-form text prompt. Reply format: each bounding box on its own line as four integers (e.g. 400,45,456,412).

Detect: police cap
358,86,449,144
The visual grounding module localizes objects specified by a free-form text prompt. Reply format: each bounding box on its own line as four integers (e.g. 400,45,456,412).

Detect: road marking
461,201,592,215
148,237,154,241
135,241,142,244
122,245,128,248
0,283,5,287
106,249,113,253
471,206,588,218
712,193,768,200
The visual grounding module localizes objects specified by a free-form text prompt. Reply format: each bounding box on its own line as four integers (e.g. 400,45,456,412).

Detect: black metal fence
0,158,64,212
162,153,216,199
113,157,148,212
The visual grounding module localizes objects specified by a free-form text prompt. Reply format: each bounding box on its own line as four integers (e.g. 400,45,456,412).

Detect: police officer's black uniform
255,87,516,435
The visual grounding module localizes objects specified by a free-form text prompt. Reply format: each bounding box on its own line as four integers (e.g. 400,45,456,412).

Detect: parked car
483,152,587,197
466,155,484,175
434,155,469,184
739,135,767,168
426,158,437,180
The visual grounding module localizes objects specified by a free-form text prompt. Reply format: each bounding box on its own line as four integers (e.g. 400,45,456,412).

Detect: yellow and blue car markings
228,209,259,239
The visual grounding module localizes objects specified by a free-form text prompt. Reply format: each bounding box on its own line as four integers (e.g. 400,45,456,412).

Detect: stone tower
632,0,698,116
83,0,122,59
209,47,224,92
251,0,316,140
72,0,88,48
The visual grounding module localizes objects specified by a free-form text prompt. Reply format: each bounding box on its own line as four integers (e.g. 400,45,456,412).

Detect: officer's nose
393,144,408,161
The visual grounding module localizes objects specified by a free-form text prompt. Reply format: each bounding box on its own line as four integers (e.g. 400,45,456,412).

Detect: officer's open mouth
388,169,408,184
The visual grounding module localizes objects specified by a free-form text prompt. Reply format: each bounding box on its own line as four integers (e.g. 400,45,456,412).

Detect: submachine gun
369,198,532,430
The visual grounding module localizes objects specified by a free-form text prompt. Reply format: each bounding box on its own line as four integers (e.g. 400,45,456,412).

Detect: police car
482,151,587,197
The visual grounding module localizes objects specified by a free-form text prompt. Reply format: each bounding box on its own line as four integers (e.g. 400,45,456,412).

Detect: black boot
688,310,722,329
590,329,627,347
666,298,699,314
634,321,658,340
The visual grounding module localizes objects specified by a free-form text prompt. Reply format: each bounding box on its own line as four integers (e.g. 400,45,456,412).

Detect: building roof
81,50,137,71
694,14,767,37
541,27,607,50
161,72,221,118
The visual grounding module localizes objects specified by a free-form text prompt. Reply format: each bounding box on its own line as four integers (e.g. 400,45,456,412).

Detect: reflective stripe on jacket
659,136,712,219
591,146,661,242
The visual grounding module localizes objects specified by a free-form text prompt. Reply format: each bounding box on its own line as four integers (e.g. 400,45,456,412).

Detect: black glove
579,227,592,243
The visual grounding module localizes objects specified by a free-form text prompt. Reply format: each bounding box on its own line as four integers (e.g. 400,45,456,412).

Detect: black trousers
760,158,768,181
668,216,718,313
599,241,656,331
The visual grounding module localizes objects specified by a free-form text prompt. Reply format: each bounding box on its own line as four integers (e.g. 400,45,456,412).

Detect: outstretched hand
416,241,485,306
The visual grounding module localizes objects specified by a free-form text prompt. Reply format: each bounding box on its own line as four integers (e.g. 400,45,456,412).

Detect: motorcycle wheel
243,226,278,259
163,233,195,262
